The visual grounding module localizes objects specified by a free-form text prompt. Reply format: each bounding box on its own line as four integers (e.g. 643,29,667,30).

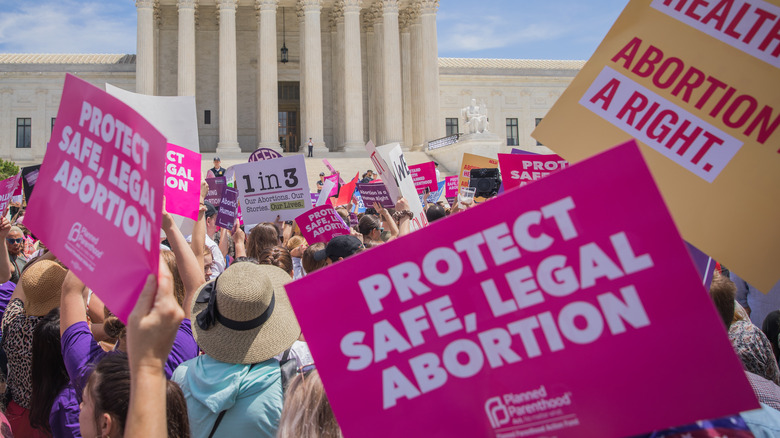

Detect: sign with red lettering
286,142,755,438
26,74,165,323
533,0,780,292
498,153,569,190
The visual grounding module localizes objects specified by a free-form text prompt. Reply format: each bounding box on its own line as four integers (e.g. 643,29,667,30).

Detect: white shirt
186,234,225,280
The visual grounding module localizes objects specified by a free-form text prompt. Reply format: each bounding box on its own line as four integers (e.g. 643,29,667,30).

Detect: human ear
100,413,113,437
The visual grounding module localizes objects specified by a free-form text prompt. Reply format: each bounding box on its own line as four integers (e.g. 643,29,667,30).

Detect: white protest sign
107,84,201,235
232,155,311,225
316,180,336,206
366,141,428,231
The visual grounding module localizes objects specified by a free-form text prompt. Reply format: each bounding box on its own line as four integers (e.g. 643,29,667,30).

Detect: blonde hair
277,370,342,438
286,235,307,252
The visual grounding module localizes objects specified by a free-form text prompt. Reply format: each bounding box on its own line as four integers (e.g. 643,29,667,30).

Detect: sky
0,0,630,61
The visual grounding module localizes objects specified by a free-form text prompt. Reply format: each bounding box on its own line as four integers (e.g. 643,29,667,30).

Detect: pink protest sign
498,153,570,190
164,143,201,220
408,162,438,193
25,74,165,323
0,174,21,213
285,141,756,438
295,205,350,244
444,175,459,198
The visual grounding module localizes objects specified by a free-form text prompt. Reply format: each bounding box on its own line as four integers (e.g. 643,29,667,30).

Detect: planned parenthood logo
483,386,580,437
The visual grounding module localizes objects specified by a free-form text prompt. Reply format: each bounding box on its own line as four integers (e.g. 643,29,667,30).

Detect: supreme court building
0,0,585,164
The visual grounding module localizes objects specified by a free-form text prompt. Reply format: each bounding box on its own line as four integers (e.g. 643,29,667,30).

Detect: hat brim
191,264,301,364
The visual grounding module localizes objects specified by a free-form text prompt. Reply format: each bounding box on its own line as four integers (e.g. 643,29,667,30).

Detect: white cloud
439,14,570,55
0,1,136,53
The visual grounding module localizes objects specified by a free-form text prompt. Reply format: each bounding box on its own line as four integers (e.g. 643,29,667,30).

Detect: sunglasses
298,363,316,378
6,238,23,244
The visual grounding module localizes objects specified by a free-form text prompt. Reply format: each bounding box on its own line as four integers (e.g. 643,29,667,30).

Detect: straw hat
22,260,67,317
192,262,300,364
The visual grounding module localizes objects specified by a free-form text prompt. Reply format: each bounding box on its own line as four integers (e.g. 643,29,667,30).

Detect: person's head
358,215,382,242
22,259,67,317
6,226,24,256
80,353,191,438
213,157,221,169
30,308,69,434
204,247,214,281
286,235,306,253
204,202,218,236
277,369,342,438
762,310,780,363
319,172,325,181
708,272,737,329
161,250,186,307
257,246,294,277
426,204,446,223
247,223,281,259
191,262,300,364
302,243,327,274
367,170,374,178
314,235,364,266
335,208,350,227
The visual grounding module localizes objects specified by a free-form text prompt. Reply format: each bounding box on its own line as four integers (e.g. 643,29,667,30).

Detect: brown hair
708,272,737,329
257,246,294,276
277,370,342,438
335,208,350,226
302,243,327,275
286,235,307,253
358,215,381,238
86,353,191,438
247,223,280,259
161,250,186,307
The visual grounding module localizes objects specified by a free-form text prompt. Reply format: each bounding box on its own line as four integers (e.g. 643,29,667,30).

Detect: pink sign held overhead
0,174,21,214
285,141,756,438
295,205,350,244
408,161,438,193
444,175,459,198
498,153,570,191
444,175,458,198
164,143,201,220
25,74,166,323
324,174,340,197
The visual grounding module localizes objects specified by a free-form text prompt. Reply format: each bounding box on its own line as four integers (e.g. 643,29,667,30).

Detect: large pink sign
25,74,166,323
444,175,459,198
286,141,756,438
295,205,350,244
408,161,437,193
0,174,21,213
164,143,201,220
498,153,569,191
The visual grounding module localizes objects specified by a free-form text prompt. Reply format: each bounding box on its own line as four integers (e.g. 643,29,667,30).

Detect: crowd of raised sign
0,167,778,438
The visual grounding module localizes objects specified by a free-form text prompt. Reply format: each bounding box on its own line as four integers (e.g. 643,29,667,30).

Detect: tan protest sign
534,0,780,291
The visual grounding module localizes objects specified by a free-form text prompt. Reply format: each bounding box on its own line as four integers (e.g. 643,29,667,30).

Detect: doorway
278,82,300,153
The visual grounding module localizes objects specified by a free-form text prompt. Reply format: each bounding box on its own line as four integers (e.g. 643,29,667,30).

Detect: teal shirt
172,355,284,438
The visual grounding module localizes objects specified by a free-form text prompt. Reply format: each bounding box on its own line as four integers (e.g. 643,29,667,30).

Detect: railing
427,134,460,151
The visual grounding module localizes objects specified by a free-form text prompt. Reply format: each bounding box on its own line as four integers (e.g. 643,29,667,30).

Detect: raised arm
191,180,209,275
125,260,184,438
395,197,412,238
0,214,13,283
375,202,399,240
161,198,205,319
60,270,87,336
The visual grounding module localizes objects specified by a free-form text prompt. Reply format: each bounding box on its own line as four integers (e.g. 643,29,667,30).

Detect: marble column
399,10,413,150
420,0,443,143
409,10,424,150
365,21,376,145
297,5,307,151
301,0,325,149
381,0,403,145
177,0,197,97
370,6,385,145
257,0,280,149
136,0,156,95
217,0,240,153
331,12,344,151
343,0,364,150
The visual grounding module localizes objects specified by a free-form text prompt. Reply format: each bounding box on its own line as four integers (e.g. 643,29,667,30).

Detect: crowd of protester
0,172,778,438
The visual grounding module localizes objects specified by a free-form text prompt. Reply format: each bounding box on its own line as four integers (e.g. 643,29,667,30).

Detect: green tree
0,159,19,180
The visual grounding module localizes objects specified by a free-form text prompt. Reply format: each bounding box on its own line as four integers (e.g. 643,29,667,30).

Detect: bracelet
392,210,414,222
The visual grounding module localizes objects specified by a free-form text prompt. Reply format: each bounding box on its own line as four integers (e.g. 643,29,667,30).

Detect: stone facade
0,1,584,165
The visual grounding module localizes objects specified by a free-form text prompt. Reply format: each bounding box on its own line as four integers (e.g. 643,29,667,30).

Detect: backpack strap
208,410,227,438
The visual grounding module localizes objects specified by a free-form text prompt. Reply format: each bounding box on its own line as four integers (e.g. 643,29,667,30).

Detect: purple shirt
61,319,198,402
49,384,80,438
